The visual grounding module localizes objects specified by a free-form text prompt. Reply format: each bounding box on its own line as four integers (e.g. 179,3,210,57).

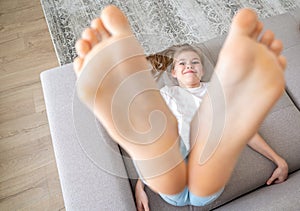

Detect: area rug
41,0,300,65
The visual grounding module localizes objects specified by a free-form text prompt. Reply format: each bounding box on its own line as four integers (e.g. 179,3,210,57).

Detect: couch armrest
40,64,136,210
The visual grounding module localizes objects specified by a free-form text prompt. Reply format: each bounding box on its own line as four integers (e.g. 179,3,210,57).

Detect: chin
184,79,198,85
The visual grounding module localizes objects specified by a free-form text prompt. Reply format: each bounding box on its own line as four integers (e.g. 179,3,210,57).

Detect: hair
146,44,204,74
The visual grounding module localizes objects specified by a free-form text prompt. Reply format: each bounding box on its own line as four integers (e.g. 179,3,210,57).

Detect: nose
186,63,192,69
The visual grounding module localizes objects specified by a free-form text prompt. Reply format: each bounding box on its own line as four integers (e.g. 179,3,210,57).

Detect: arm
135,179,150,211
247,133,288,185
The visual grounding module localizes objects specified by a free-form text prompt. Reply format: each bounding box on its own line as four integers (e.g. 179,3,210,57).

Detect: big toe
230,8,259,37
101,5,132,36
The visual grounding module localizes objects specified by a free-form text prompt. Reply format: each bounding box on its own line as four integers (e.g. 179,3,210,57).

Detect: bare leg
74,5,285,197
74,5,186,195
188,8,286,196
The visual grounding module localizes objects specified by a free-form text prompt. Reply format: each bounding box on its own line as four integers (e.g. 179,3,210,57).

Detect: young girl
135,44,288,210
74,5,288,210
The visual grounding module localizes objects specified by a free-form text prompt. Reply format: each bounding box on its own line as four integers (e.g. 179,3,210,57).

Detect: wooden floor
0,0,65,210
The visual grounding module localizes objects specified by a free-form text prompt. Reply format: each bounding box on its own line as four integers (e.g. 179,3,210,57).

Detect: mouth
183,70,196,74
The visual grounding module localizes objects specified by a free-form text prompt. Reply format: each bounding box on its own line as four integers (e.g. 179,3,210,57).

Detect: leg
188,8,286,197
74,5,186,195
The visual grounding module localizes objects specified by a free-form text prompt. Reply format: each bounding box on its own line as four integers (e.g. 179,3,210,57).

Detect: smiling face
172,50,204,88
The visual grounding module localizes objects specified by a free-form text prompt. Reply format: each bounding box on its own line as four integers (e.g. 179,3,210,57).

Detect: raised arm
247,133,288,185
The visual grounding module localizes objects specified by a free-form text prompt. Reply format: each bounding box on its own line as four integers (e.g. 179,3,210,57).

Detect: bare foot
215,8,286,137
192,8,286,168
74,6,286,196
189,8,286,196
197,9,287,165
74,6,187,194
74,5,181,163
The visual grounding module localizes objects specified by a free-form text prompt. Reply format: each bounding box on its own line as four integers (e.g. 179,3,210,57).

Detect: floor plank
0,0,64,209
0,135,54,183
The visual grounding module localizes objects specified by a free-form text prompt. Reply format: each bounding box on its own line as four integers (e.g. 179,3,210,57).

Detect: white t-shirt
160,83,208,152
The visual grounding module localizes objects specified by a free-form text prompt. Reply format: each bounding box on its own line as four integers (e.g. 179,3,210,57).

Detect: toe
74,57,84,76
278,55,287,70
91,18,110,39
260,30,274,47
100,5,132,36
82,28,99,46
75,39,91,58
270,39,283,55
230,8,258,36
252,21,263,39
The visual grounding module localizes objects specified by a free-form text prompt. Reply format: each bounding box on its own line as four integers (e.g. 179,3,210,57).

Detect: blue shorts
159,187,224,206
134,141,224,206
157,141,224,206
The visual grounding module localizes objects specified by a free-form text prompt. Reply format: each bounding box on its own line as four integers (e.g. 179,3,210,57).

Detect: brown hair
146,44,204,74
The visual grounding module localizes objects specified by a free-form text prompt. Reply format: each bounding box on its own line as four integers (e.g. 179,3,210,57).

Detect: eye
178,61,185,65
192,61,200,64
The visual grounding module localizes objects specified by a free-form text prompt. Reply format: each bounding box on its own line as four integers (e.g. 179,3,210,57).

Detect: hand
135,180,150,211
266,159,288,185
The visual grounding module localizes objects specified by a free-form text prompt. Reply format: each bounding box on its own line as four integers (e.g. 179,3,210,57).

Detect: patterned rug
41,0,300,65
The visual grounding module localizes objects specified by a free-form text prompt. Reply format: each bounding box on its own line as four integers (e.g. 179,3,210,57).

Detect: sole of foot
74,5,180,161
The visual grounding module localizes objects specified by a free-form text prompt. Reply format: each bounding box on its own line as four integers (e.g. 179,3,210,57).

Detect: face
172,50,204,88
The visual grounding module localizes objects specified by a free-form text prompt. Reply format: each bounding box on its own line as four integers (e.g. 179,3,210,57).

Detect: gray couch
41,10,300,210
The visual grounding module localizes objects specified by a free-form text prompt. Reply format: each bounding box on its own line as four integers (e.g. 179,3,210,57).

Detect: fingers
139,198,150,211
137,201,149,211
266,175,276,185
266,167,288,185
137,202,143,211
266,169,280,185
144,202,150,211
135,190,150,211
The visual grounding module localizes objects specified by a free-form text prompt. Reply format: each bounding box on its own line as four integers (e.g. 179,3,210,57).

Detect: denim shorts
159,142,224,206
159,186,224,207
134,140,224,206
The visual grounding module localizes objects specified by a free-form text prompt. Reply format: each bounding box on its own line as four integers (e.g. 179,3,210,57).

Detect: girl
135,44,288,210
74,6,288,210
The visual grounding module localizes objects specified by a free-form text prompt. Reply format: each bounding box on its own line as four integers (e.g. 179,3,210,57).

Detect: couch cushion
259,92,300,173
122,91,300,211
215,170,300,210
261,11,300,49
290,7,300,23
41,10,300,210
281,6,300,110
121,11,300,210
40,64,136,210
284,44,300,109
